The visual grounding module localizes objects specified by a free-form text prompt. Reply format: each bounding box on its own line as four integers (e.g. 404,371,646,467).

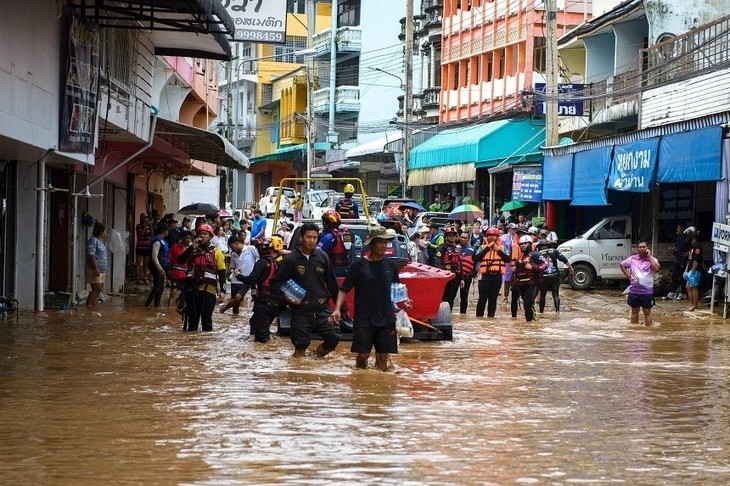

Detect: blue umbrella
398,201,426,212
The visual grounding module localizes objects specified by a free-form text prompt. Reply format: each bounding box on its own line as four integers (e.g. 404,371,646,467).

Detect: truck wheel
569,263,595,290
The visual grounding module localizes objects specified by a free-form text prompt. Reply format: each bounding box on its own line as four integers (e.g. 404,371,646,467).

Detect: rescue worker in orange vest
335,183,360,219
458,232,478,314
237,236,285,343
511,234,548,322
436,225,462,310
473,226,511,317
317,210,350,277
177,224,227,332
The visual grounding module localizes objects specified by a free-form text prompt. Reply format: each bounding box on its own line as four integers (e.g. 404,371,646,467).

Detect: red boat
336,262,455,341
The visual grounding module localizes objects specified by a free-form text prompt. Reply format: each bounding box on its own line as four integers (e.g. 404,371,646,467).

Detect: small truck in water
557,216,636,290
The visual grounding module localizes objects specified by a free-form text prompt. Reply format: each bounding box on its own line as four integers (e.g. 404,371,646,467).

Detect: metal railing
641,14,730,87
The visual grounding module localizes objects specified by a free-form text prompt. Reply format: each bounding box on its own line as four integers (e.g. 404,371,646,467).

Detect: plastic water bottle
400,283,408,302
283,279,305,304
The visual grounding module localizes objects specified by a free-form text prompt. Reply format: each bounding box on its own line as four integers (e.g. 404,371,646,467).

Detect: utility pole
403,0,414,197
327,0,338,144
306,0,316,190
545,0,559,146
226,60,233,142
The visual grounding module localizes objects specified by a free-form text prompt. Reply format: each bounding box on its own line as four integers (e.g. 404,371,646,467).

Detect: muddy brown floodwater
1,290,729,484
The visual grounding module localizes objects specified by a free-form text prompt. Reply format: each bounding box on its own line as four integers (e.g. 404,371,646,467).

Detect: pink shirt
621,254,655,295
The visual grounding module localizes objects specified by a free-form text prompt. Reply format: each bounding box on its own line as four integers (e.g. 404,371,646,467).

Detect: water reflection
0,293,729,483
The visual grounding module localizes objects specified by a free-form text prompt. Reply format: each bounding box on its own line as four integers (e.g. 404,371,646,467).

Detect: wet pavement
1,285,729,484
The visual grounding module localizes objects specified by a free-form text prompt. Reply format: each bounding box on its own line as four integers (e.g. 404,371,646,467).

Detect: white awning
345,133,403,158
408,163,477,186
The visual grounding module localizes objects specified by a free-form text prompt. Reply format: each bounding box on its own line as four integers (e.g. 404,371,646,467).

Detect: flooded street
1,290,730,484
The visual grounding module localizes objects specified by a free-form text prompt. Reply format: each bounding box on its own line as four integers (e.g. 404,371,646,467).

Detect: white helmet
519,235,533,244
683,226,696,236
528,226,539,234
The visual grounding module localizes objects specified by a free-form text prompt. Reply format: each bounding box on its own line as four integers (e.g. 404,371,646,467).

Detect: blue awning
409,119,545,170
572,147,612,206
542,153,573,200
608,138,659,192
657,126,723,183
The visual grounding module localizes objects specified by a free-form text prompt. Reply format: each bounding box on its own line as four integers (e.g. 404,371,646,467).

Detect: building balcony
279,113,307,145
423,0,443,12
587,70,639,123
312,86,361,115
422,87,440,109
313,26,362,59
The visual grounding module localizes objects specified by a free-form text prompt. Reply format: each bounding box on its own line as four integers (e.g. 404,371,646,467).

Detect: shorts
351,323,398,354
136,248,150,258
85,269,106,286
170,279,187,290
683,270,702,288
231,283,249,299
627,293,654,309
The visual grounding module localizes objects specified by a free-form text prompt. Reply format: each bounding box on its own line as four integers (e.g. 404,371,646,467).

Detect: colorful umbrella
500,200,527,212
448,204,483,222
217,209,231,217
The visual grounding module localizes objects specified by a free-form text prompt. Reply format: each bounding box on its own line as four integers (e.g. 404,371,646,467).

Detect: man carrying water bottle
332,226,412,371
272,222,341,358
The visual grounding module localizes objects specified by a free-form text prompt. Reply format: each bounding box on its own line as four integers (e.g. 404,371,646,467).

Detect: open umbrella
500,200,527,212
399,201,426,212
178,202,219,215
448,204,483,222
217,209,231,217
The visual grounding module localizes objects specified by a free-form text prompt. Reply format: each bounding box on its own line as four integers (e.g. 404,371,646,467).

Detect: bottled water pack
390,283,408,304
282,279,306,304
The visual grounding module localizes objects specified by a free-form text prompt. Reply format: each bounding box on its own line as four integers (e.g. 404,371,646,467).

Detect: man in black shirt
332,226,411,371
271,222,341,357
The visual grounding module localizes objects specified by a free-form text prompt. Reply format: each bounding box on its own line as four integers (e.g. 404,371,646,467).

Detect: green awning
249,142,329,165
409,119,546,170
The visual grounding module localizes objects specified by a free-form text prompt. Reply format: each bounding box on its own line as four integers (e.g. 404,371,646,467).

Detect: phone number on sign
235,30,284,42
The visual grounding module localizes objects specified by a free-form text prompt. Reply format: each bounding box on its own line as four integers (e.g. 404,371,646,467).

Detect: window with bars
275,36,308,63
99,26,136,90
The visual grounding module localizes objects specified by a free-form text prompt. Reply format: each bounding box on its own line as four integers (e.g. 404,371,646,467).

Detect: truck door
590,218,632,279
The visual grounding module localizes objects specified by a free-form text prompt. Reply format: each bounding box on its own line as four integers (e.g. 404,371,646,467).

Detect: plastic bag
108,229,129,254
395,310,414,338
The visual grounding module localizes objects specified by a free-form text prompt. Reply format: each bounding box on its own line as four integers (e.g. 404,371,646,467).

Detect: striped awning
408,163,476,187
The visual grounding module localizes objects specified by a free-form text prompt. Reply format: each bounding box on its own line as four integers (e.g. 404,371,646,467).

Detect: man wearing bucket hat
332,226,411,371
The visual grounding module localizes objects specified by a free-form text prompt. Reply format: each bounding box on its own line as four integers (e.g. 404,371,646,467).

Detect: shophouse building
0,0,247,310
542,1,729,263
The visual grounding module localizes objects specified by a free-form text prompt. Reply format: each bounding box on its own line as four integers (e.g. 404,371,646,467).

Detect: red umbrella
217,209,231,217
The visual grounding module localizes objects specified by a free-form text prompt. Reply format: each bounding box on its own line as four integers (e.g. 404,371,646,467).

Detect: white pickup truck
557,216,635,290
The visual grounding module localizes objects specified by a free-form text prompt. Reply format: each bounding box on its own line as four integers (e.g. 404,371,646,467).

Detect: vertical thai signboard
223,0,288,44
59,16,99,154
512,167,543,202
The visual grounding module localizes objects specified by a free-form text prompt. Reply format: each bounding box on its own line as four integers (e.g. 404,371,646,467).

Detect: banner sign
59,16,100,154
512,167,542,202
223,0,288,44
534,83,586,116
712,222,730,252
608,138,659,192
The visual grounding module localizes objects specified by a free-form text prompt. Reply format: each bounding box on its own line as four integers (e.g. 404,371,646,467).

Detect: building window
287,1,306,14
338,0,360,27
99,27,136,89
275,36,308,63
452,63,460,89
533,37,546,73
